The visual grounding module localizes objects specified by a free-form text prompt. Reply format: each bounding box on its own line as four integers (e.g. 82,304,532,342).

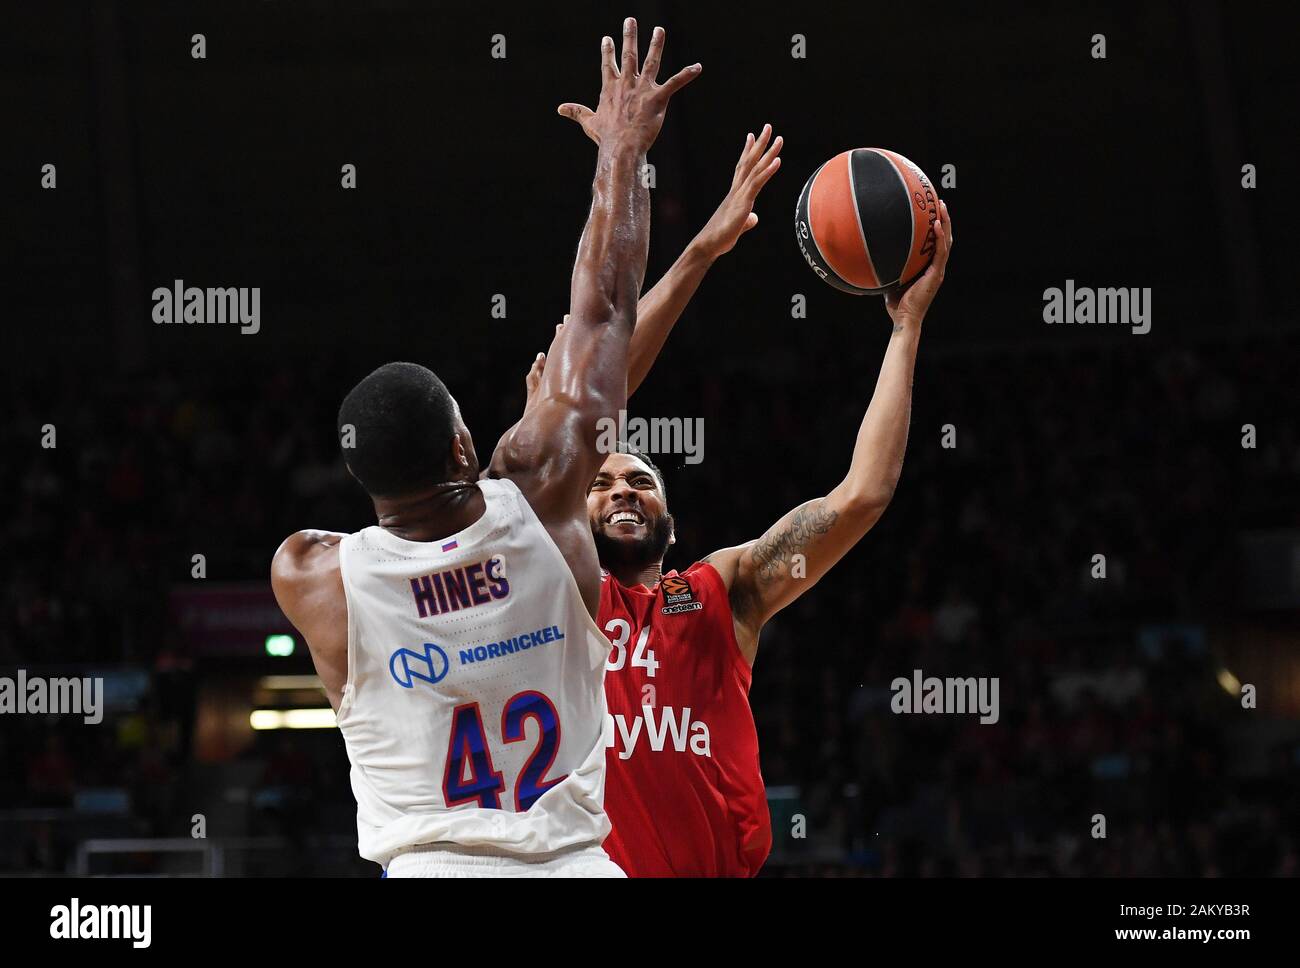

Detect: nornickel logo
389,643,450,688
50,898,151,948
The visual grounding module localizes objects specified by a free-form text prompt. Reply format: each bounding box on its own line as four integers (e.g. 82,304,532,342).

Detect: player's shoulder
677,559,717,580
696,544,751,591
670,559,731,598
271,529,348,580
270,531,349,664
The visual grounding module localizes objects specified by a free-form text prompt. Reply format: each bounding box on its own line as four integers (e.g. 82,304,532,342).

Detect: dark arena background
3,0,1299,906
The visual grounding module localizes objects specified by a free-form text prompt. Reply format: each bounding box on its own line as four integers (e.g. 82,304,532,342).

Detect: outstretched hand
557,19,701,154
885,199,952,328
695,124,784,259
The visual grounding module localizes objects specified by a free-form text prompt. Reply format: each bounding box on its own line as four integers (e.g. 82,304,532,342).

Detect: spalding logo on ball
796,148,939,295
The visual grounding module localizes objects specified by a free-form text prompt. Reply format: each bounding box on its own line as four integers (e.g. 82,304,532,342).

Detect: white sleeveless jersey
335,477,611,868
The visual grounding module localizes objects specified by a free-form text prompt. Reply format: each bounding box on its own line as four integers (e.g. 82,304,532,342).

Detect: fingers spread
659,61,702,97
557,103,593,124
601,35,618,82
621,18,639,77
741,134,782,196
642,26,665,81
736,125,777,185
752,133,782,179
750,154,782,193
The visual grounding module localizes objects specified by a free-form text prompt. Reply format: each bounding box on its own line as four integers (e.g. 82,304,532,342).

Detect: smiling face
587,452,675,572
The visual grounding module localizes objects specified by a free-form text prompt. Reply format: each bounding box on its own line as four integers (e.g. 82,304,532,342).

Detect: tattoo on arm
749,501,839,584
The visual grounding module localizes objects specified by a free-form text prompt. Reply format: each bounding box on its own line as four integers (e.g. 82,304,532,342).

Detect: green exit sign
265,634,296,657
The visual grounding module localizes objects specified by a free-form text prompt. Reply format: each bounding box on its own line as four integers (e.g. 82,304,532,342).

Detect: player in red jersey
524,126,953,875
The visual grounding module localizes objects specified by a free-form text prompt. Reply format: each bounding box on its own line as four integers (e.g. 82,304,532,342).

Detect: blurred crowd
1,329,1297,875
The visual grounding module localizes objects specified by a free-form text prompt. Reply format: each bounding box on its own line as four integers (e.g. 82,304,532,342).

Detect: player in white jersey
270,20,700,877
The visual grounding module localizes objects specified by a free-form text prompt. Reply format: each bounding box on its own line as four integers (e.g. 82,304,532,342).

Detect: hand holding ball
796,149,939,295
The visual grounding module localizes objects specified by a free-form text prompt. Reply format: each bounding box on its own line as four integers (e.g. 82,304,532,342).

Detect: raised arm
486,20,698,609
706,200,953,661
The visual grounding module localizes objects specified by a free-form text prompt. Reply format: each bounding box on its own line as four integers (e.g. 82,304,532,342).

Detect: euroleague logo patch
660,575,703,615
389,642,451,688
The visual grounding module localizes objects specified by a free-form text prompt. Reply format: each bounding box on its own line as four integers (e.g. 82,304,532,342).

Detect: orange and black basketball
795,148,940,295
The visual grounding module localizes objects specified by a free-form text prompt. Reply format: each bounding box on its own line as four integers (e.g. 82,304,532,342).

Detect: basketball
796,148,940,295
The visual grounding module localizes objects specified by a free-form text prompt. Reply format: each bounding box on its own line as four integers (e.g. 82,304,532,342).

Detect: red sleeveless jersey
598,561,771,877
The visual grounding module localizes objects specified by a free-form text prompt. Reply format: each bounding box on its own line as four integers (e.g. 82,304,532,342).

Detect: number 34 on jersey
601,618,712,761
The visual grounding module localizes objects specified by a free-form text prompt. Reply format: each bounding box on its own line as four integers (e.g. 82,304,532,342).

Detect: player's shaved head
337,361,475,498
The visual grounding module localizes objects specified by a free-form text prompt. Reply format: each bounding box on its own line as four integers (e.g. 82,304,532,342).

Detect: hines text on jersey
409,556,510,617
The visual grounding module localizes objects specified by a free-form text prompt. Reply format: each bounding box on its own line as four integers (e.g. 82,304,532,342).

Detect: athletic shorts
383,842,625,878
